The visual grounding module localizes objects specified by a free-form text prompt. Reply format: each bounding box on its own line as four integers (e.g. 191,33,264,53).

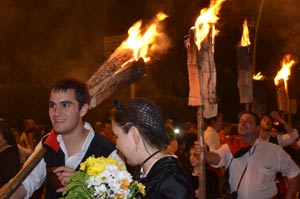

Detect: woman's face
189,147,199,167
111,120,139,166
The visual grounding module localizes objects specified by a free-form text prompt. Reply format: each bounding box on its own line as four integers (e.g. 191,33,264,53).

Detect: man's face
238,113,259,137
48,89,85,135
260,116,273,131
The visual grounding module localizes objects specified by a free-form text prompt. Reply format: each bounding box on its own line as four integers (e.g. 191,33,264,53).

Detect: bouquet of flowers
61,156,145,199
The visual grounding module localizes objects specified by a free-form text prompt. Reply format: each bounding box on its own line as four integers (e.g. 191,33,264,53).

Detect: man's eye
49,103,55,108
62,103,71,108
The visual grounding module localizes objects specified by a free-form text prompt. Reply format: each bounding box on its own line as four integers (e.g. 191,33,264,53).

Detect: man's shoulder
257,138,283,152
204,126,217,133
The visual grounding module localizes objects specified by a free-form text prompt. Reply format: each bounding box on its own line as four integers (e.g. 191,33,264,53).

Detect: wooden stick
0,145,47,199
197,106,206,199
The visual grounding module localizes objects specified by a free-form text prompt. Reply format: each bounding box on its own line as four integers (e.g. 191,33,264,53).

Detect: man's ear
80,103,89,117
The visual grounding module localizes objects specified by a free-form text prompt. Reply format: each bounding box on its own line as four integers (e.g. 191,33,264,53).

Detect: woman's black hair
111,98,170,150
0,121,18,147
0,121,20,164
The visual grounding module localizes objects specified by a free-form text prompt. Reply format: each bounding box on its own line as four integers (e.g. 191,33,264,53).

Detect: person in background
111,98,194,199
165,118,178,155
166,128,178,156
196,111,300,199
218,122,231,145
27,126,44,150
8,78,120,199
102,122,116,144
0,121,21,187
93,121,103,135
204,114,223,151
185,145,220,199
260,111,299,199
19,118,36,150
11,127,32,165
178,122,198,168
260,111,298,147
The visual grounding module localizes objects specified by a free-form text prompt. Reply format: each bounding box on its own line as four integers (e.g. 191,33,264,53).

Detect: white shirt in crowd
204,126,220,150
212,138,300,199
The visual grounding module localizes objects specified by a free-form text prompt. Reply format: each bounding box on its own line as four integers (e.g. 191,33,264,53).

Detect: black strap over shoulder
220,146,252,195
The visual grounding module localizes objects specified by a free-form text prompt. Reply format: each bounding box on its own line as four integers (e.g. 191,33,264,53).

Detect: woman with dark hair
0,121,21,187
111,98,194,199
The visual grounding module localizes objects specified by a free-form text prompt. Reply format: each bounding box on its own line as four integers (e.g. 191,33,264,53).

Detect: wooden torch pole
0,145,47,199
197,105,206,199
185,28,206,199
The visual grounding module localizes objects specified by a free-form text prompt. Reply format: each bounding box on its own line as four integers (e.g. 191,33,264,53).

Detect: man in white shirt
260,111,298,147
201,111,300,199
204,114,222,150
9,78,119,199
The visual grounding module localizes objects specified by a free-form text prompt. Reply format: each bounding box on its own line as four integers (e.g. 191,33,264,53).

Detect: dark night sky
0,0,300,129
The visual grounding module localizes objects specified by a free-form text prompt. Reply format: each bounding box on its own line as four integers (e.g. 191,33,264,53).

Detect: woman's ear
129,126,141,145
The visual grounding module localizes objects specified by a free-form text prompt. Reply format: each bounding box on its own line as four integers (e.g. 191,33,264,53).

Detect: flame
193,0,226,50
118,12,169,63
274,54,295,91
240,19,251,47
253,72,265,80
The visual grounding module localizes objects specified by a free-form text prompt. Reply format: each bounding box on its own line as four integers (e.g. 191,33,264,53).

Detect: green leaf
60,171,94,199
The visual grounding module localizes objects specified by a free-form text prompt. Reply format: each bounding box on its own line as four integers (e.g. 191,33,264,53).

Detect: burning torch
185,0,225,198
237,19,253,110
274,54,295,124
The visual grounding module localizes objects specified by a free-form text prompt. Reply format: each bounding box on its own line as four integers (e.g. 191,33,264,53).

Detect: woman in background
0,121,21,187
111,98,194,199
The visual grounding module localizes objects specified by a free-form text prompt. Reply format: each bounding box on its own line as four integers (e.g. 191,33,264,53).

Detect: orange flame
118,12,169,63
274,54,295,91
240,19,251,47
253,72,265,80
193,0,226,50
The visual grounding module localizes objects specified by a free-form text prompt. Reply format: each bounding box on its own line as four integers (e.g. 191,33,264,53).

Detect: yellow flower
136,182,146,196
80,156,125,177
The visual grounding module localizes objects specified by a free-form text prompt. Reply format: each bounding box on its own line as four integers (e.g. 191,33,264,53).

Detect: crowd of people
1,77,300,199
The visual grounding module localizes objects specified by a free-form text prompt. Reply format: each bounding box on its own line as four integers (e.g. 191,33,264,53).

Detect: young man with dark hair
10,78,120,199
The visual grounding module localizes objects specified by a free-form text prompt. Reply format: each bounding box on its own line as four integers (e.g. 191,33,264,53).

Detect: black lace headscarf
112,98,170,151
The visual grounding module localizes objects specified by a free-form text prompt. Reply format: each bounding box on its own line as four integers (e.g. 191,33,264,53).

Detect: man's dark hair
259,114,273,123
238,110,260,126
51,78,90,110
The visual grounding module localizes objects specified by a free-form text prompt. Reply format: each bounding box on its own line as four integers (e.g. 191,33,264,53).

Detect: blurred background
0,0,300,131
